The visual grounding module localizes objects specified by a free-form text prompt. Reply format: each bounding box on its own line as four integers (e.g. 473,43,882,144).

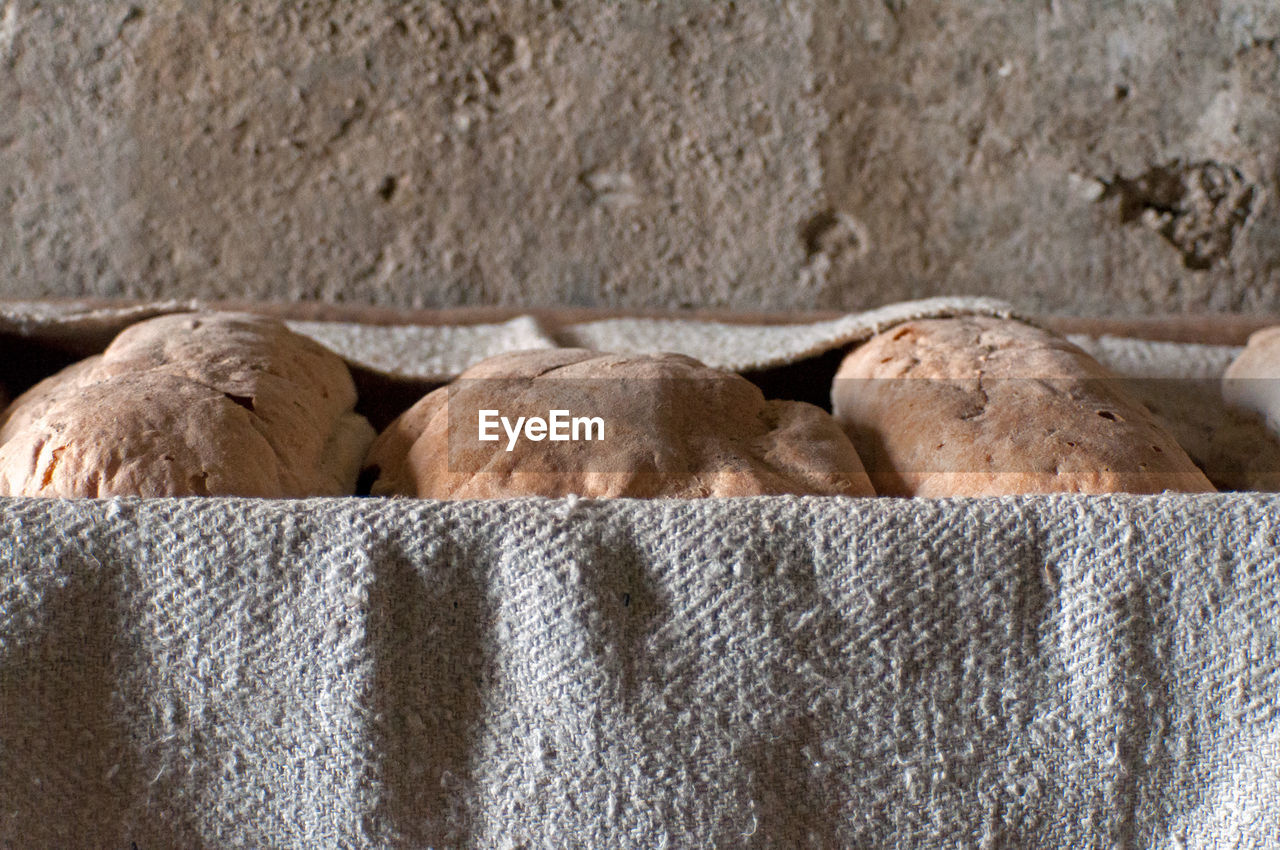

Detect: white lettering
574,416,604,441
549,409,570,441
502,416,525,452
481,410,604,450
478,410,500,441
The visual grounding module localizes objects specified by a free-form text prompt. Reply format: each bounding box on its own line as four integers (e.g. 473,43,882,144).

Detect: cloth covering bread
1,298,1278,848
365,348,875,498
0,312,375,497
831,316,1215,496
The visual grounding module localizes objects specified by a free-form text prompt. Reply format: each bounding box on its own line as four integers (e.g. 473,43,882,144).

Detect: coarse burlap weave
0,298,1276,848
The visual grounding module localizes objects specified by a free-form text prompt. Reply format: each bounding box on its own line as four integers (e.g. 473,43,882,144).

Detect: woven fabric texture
0,495,1276,848
0,297,1276,847
0,295,1018,381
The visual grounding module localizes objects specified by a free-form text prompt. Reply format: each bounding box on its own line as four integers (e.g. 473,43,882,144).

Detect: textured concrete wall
2,1,1279,314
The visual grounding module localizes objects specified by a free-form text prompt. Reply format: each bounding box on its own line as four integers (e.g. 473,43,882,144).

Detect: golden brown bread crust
831,316,1215,496
0,312,375,497
365,349,876,499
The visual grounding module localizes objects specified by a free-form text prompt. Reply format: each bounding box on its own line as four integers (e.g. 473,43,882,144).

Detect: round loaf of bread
365,348,876,499
1221,326,1280,490
1223,326,1280,431
831,316,1214,496
0,312,375,498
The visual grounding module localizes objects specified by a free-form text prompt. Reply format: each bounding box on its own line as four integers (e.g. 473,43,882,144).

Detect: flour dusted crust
365,349,875,499
0,312,375,497
831,316,1214,496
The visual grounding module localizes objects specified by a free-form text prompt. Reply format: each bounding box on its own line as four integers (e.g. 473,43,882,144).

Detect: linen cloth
2,494,1276,848
0,297,1277,848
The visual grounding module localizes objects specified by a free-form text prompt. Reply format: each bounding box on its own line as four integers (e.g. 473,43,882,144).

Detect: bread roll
831,316,1214,496
365,348,875,499
0,312,375,497
1223,327,1280,431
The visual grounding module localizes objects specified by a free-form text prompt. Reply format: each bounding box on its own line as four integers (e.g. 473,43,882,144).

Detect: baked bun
0,312,375,497
1223,327,1280,431
365,348,875,499
831,316,1214,496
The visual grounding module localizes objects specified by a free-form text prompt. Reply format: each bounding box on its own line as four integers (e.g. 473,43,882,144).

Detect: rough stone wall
814,0,1280,314
2,0,1279,314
